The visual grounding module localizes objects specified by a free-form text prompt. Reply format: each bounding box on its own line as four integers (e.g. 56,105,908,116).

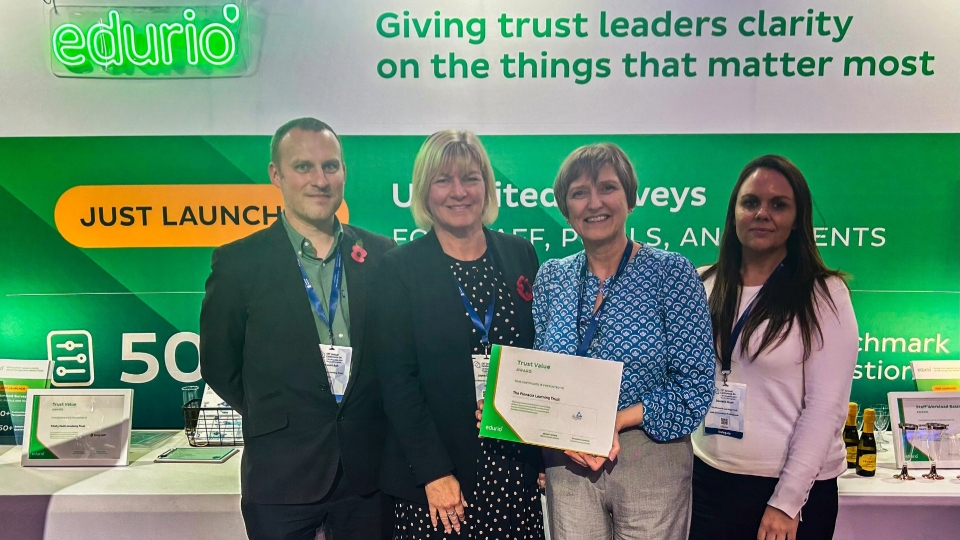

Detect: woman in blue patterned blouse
533,143,716,540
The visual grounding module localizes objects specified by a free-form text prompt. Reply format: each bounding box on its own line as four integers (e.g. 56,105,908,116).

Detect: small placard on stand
21,388,133,467
0,359,51,445
911,360,960,392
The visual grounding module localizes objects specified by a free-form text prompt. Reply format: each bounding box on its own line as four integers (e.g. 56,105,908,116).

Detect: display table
1,432,956,540
0,431,245,540
834,442,959,540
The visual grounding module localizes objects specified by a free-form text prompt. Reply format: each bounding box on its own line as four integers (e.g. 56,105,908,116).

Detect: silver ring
446,511,456,516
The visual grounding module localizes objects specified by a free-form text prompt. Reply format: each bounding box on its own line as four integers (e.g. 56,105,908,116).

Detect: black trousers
241,467,392,540
689,457,838,540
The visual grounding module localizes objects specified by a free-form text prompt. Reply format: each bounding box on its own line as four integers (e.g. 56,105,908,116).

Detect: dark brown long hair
701,155,848,364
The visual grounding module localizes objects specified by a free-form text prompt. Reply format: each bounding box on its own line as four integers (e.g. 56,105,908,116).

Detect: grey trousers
544,429,693,540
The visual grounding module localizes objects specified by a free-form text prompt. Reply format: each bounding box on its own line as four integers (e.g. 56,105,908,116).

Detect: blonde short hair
411,130,499,230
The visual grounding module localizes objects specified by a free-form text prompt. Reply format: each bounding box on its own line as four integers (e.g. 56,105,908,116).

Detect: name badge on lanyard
704,383,747,438
298,251,353,402
321,344,353,402
471,354,490,402
705,263,782,438
457,252,496,401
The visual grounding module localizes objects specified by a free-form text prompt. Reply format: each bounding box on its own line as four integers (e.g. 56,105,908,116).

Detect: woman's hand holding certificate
564,403,643,470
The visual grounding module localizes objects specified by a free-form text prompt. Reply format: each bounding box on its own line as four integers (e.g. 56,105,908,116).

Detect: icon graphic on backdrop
47,331,94,387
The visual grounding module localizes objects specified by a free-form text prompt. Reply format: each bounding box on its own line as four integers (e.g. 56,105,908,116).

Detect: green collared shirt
281,213,351,347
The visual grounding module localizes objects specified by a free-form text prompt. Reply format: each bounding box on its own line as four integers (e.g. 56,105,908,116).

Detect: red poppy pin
350,241,367,263
516,276,533,302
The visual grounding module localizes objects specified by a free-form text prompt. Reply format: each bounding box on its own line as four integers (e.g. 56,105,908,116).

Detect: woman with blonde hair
371,130,544,539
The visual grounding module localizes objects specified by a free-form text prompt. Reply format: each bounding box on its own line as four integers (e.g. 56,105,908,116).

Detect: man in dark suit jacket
200,117,395,540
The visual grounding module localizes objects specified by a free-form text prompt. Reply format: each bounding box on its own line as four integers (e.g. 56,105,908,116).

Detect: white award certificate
479,345,623,456
21,388,133,467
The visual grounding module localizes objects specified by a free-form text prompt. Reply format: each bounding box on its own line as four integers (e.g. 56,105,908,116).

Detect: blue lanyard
296,249,342,343
576,239,634,357
456,251,496,355
722,262,784,384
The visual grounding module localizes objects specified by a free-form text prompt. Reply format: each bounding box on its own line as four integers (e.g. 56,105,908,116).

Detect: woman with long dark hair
690,155,859,540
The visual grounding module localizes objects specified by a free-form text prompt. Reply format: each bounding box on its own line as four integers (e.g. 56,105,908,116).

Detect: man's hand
757,505,799,540
425,474,467,534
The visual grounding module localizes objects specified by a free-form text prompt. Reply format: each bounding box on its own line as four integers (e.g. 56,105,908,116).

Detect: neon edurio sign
50,3,251,78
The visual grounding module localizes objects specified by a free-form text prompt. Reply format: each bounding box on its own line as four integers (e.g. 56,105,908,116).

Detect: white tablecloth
1,433,956,540
834,442,959,540
0,431,245,540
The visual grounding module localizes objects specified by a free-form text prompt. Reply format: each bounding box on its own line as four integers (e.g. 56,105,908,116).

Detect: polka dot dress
393,252,544,540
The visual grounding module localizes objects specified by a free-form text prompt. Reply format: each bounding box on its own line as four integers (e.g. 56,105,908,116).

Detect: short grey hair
553,143,638,219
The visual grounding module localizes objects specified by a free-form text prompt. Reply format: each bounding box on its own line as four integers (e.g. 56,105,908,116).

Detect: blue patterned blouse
533,245,716,442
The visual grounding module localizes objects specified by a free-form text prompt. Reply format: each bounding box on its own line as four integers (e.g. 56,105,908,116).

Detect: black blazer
199,219,395,504
370,228,542,504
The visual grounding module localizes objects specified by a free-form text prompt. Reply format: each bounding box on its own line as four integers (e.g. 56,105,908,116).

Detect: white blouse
692,275,859,519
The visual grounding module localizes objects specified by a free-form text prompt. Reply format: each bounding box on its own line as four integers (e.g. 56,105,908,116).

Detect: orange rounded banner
55,185,349,248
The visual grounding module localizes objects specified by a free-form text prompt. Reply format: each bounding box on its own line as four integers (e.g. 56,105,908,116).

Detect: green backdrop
1,133,957,427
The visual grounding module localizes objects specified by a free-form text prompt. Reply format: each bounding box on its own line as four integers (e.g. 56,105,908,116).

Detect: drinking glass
894,423,917,480
914,424,930,455
922,423,946,480
947,432,960,480
181,385,201,406
873,405,890,450
872,405,890,451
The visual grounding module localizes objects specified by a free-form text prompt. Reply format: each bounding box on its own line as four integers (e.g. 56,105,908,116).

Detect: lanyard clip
483,342,491,358
721,369,730,387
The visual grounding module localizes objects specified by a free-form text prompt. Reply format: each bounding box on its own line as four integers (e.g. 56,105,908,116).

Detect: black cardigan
370,228,543,504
